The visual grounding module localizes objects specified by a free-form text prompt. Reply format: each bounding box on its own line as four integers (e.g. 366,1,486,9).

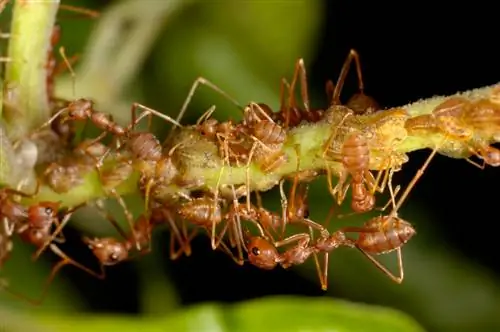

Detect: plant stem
3,0,59,140
22,83,499,207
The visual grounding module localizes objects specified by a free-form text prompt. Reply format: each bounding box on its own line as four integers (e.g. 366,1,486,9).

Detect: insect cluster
1,14,500,305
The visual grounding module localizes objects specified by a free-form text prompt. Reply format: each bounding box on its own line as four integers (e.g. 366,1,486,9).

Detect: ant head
398,218,417,244
246,236,279,270
346,93,380,115
27,201,60,228
483,145,500,167
85,237,129,266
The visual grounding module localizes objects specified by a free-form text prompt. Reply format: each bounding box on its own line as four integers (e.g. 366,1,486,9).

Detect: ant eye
45,207,53,215
304,208,310,218
251,247,260,256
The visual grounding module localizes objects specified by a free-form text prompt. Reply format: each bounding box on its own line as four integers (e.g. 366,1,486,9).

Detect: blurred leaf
37,296,424,332
149,0,323,127
137,245,179,316
0,306,50,332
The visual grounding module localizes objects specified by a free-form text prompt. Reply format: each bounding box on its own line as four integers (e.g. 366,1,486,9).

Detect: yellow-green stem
3,0,59,140
22,83,500,208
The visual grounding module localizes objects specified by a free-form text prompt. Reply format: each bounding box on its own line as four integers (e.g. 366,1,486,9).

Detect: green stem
22,83,499,207
3,0,59,140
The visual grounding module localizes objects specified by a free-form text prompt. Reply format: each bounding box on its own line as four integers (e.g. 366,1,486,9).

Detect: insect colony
1,12,499,305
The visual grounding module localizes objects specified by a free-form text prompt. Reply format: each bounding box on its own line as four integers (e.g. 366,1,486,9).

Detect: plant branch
3,0,59,140
22,83,500,207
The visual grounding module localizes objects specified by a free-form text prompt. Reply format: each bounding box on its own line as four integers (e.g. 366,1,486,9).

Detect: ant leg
465,157,486,169
230,184,245,257
167,77,243,140
288,145,302,220
322,110,352,159
130,102,183,132
279,78,291,117
59,47,76,98
164,211,192,259
31,206,82,261
248,102,275,123
217,236,245,266
2,244,105,305
279,77,300,128
213,134,228,225
286,58,310,128
357,247,404,284
143,178,155,219
318,251,329,291
195,105,217,126
245,142,258,211
170,229,197,260
4,178,40,198
109,190,141,251
93,199,128,239
274,233,310,249
325,80,335,105
376,185,401,212
279,179,289,240
58,4,101,18
332,49,365,105
386,137,443,221
53,54,80,76
323,205,336,229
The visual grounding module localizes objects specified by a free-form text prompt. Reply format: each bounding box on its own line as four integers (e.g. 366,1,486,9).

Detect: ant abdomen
357,216,416,255
341,133,369,173
127,132,162,161
252,120,287,145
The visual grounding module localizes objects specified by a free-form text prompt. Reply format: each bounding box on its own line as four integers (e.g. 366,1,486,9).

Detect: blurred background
0,1,499,331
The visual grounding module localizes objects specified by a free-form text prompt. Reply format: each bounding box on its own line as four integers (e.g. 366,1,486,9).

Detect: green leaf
37,296,424,332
